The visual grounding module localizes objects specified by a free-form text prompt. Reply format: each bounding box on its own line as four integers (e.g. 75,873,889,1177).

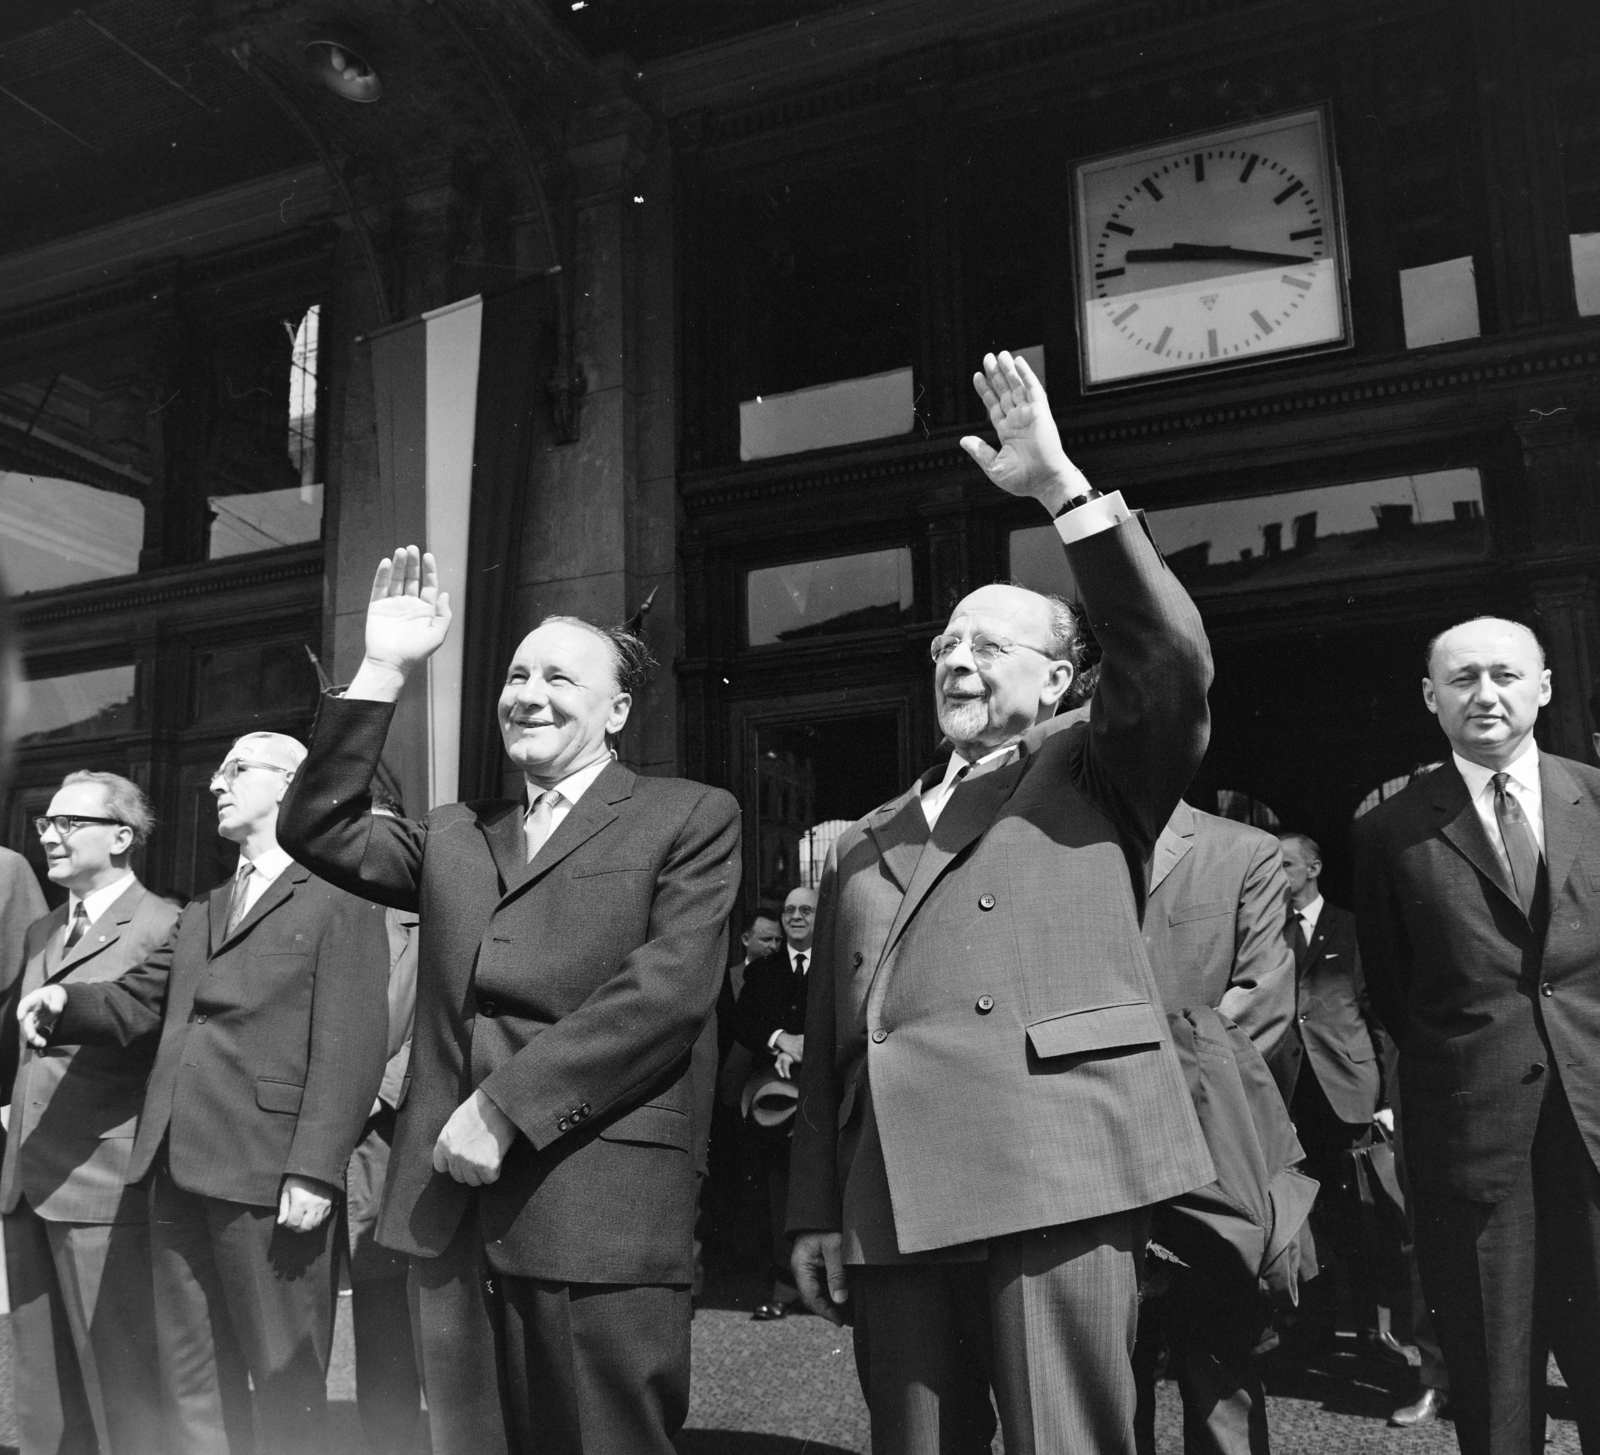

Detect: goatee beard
938,697,989,745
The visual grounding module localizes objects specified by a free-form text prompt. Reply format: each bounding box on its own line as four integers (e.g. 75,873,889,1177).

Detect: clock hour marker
1282,275,1312,291
1112,303,1139,326
1251,309,1274,334
1239,154,1259,183
1289,226,1323,240
1155,326,1172,353
1207,329,1218,358
1096,268,1125,280
1273,180,1304,205
1142,178,1163,201
1193,153,1205,182
1105,222,1134,236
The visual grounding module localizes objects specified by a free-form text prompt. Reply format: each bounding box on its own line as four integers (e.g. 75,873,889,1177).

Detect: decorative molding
16,545,324,630
681,332,1600,513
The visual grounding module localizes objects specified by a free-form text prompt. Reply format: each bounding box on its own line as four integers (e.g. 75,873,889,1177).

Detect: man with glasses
19,732,390,1455
787,352,1216,1453
1,772,176,1455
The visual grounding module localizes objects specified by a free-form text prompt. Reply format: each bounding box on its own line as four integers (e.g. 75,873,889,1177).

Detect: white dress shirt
524,753,613,834
235,845,294,921
766,944,812,1050
65,870,137,948
1453,740,1545,869
1291,893,1324,943
921,744,1018,830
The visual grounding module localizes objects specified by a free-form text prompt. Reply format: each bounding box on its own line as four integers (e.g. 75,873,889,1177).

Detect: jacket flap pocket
1168,899,1233,926
1027,1001,1163,1059
596,1102,689,1149
1343,1044,1377,1064
256,1078,305,1114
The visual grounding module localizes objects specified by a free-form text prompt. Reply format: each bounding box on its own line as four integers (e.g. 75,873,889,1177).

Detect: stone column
516,75,680,778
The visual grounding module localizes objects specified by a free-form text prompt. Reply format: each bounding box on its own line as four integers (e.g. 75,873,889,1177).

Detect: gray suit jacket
1143,801,1295,1060
789,515,1216,1260
0,847,47,1006
1,881,181,1222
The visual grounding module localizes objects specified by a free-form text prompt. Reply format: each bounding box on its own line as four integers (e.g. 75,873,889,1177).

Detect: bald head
1422,615,1551,770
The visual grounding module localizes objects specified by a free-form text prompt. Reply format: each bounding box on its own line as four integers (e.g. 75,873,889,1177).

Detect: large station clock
1072,107,1351,390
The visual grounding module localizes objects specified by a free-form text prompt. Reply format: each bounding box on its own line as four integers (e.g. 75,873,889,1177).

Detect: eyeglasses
34,815,127,839
210,759,292,789
930,633,1057,669
784,905,816,917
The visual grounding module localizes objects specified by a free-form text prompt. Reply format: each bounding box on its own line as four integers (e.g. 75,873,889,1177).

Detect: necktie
1491,772,1542,916
63,902,89,952
794,953,807,978
1286,908,1307,965
524,789,562,863
226,860,255,936
926,762,972,830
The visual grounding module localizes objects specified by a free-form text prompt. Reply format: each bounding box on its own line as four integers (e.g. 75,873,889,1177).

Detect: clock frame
1070,106,1352,392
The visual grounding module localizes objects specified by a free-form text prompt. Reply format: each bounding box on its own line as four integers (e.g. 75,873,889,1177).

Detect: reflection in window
20,666,137,742
1572,234,1600,317
0,360,151,593
1399,256,1480,348
206,303,325,560
747,548,914,646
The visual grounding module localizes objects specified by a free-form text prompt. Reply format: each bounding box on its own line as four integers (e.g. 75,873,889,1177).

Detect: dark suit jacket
789,514,1216,1260
52,863,390,1209
1142,801,1295,1059
1,881,181,1222
278,696,742,1285
733,948,809,1059
1352,752,1600,1200
1282,900,1386,1124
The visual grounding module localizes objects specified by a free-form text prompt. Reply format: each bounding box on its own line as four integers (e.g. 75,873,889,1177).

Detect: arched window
1353,761,1444,819
1215,790,1282,831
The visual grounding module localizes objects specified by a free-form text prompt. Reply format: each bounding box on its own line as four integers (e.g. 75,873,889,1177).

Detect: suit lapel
495,762,632,904
36,905,69,981
1431,762,1522,917
208,879,231,956
48,881,141,982
879,751,1027,968
866,776,935,894
1149,801,1195,896
215,864,306,955
1539,755,1584,904
480,801,528,893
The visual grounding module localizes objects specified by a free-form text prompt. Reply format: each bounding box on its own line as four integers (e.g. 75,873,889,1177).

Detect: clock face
1073,109,1349,389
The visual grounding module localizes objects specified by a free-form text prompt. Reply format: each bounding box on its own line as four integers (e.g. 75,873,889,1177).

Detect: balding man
20,734,391,1455
1353,617,1600,1453
788,352,1215,1452
278,581,740,1455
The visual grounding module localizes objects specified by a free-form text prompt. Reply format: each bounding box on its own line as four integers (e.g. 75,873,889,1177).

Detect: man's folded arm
284,894,393,1188
1068,510,1213,853
1218,835,1296,1059
786,849,843,1235
732,961,787,1058
278,692,426,913
52,918,180,1047
478,788,741,1151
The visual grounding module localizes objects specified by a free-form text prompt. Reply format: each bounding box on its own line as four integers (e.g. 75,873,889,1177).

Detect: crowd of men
0,350,1593,1455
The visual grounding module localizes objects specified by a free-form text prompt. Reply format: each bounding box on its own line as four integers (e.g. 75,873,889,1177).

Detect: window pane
0,362,150,592
747,548,914,646
192,641,320,725
20,665,137,742
205,303,325,560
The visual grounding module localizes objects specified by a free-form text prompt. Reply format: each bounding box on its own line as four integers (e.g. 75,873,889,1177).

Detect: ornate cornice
17,546,324,630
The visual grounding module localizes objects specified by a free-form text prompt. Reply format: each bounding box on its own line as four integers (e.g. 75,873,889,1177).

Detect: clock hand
1123,243,1315,266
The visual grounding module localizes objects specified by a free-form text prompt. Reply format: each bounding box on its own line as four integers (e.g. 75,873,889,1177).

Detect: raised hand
347,547,454,702
959,351,1091,512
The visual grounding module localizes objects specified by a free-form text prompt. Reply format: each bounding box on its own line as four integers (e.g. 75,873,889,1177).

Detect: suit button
975,995,994,1015
1298,1015,1307,1023
193,1013,208,1024
557,1117,570,1132
479,999,499,1017
580,1102,590,1116
978,894,996,911
1529,1062,1547,1079
1540,983,1553,997
852,952,864,967
871,1029,887,1043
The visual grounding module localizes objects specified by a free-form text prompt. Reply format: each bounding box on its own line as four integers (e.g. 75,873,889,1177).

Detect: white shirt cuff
1052,489,1131,545
767,1029,785,1051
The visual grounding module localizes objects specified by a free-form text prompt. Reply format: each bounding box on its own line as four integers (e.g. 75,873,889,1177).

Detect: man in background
1134,800,1296,1455
1353,618,1600,1453
20,733,391,1455
1278,831,1392,1352
733,885,818,1319
2,772,179,1455
0,844,45,1002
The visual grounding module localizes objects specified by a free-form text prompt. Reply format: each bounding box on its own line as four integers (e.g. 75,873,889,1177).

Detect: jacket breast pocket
256,1078,305,1115
1167,898,1233,926
595,1102,689,1150
1026,1001,1164,1059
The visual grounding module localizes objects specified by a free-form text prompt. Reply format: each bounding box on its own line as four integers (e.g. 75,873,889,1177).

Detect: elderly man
1353,618,1600,1454
277,592,741,1455
788,352,1215,1453
2,773,178,1455
19,734,391,1455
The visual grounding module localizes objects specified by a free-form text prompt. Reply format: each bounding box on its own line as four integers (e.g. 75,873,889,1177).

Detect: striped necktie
226,860,255,936
1491,772,1542,916
524,789,562,863
63,901,89,952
